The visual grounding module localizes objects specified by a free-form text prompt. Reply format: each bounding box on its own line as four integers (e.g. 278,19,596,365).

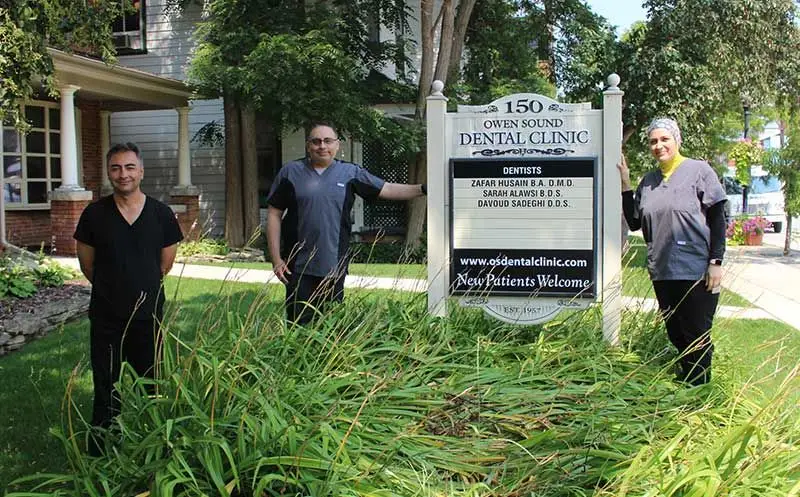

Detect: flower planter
744,231,764,246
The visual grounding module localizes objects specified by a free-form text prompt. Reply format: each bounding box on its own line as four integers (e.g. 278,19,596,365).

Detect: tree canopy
0,0,121,131
459,0,554,103
183,0,415,140
571,0,800,171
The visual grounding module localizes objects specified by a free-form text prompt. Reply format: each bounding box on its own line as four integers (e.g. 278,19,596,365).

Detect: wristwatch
421,184,427,195
709,259,723,266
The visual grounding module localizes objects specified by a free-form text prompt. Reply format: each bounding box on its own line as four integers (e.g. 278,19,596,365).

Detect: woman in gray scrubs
618,118,727,385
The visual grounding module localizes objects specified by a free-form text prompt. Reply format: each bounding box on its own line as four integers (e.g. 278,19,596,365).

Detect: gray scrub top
633,158,727,281
267,159,385,277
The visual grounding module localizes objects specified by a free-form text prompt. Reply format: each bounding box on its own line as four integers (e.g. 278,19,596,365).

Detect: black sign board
449,157,597,297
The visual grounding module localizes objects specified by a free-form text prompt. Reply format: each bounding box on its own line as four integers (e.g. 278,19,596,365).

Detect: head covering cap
647,117,682,145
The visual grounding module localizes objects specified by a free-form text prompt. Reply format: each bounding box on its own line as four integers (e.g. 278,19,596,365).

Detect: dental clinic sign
459,117,590,149
450,157,596,298
425,76,624,343
452,96,596,157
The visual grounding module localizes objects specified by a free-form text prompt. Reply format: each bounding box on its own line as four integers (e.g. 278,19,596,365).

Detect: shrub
33,257,78,287
349,235,427,264
0,255,76,299
8,291,800,497
177,238,230,258
0,258,37,299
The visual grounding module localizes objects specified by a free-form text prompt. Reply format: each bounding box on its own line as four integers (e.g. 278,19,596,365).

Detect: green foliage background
184,0,419,147
0,0,122,131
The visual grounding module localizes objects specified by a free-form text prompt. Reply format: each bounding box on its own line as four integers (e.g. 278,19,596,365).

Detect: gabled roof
48,48,192,111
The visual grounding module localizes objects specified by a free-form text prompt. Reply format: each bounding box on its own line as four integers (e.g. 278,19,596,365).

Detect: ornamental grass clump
8,282,800,497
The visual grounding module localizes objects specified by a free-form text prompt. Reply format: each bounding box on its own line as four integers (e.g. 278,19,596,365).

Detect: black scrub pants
89,315,160,455
285,272,346,325
652,280,719,385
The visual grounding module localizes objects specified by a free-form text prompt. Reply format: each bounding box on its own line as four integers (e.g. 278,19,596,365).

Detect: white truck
724,165,786,233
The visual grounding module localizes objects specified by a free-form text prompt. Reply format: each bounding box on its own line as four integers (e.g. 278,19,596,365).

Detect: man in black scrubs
74,142,183,455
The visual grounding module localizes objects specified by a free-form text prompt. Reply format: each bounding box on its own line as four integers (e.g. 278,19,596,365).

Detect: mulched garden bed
0,281,89,322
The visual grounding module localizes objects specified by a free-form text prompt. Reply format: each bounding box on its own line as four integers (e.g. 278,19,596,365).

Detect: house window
2,102,62,209
112,0,146,53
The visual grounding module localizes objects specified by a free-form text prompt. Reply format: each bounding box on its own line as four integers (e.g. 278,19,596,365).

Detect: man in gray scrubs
266,123,426,324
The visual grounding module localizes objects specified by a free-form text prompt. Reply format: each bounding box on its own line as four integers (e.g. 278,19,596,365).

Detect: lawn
1,275,796,494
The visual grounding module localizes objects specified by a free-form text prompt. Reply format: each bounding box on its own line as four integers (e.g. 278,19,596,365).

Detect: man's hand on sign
273,258,292,284
617,153,632,191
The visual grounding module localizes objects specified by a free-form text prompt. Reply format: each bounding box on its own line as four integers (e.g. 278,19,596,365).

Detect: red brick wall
2,102,102,253
79,102,103,199
50,200,91,256
171,195,201,241
4,211,52,249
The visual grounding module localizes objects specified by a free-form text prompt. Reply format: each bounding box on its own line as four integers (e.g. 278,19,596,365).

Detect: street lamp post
742,99,751,213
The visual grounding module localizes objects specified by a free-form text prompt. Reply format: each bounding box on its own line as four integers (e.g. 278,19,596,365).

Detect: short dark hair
306,122,339,140
106,142,143,166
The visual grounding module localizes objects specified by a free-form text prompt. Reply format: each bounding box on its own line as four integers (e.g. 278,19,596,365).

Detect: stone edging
0,287,91,356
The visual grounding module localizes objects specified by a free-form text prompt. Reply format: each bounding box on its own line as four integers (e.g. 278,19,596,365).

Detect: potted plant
726,215,772,246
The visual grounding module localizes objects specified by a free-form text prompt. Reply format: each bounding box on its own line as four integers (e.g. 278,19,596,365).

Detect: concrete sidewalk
721,240,800,330
55,256,778,324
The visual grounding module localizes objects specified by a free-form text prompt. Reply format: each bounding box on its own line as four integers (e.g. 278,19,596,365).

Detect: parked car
724,166,785,233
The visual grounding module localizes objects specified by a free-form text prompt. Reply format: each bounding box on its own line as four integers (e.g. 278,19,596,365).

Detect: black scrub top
74,195,183,322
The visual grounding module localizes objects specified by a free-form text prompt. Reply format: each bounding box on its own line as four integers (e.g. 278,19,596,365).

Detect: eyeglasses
307,137,339,146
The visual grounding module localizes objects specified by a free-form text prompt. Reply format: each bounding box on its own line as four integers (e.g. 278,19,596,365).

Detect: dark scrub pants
88,314,161,456
285,272,346,325
653,280,719,385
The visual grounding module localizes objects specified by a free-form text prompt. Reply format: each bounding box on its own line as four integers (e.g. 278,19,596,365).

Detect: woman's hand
617,154,632,191
705,264,722,292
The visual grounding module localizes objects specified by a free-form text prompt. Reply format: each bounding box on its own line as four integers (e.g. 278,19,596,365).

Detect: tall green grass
6,279,798,497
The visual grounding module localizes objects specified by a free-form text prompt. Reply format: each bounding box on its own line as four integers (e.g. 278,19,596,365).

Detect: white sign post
426,75,624,343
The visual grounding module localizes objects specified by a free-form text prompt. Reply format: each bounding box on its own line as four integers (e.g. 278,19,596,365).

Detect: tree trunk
240,105,260,244
777,119,791,257
538,0,557,85
224,95,245,247
433,0,455,82
405,0,437,250
785,216,793,256
405,150,428,251
405,0,477,250
415,0,436,119
446,0,478,83
406,0,440,250
622,125,636,145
